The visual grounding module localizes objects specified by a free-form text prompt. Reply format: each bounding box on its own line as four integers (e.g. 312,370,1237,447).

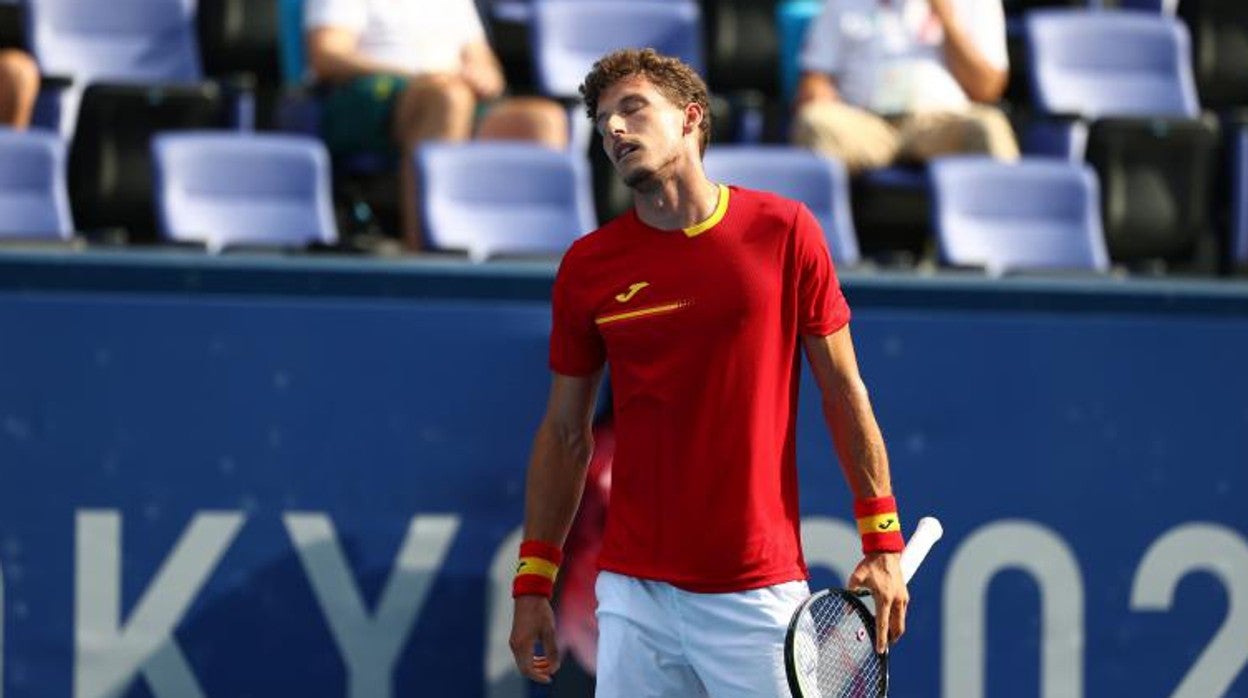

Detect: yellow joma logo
615,282,650,302
877,518,895,531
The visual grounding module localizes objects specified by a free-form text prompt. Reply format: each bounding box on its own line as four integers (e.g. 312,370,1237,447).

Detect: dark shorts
320,74,409,158
321,74,498,159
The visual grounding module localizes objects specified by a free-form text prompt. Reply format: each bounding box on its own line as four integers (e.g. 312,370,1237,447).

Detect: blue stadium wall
0,250,1246,698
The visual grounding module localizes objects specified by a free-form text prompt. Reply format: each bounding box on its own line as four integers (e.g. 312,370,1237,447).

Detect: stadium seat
151,131,337,253
1026,10,1198,120
1178,0,1248,111
775,0,821,106
415,142,595,261
1025,9,1221,273
1233,129,1248,270
528,0,702,225
929,156,1109,275
702,145,860,265
29,0,202,84
26,0,237,242
528,0,703,100
0,128,73,240
197,0,283,129
69,83,229,242
701,0,783,143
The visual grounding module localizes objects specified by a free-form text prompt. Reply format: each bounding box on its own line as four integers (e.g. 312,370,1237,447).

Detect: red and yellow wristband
512,540,563,598
855,495,905,554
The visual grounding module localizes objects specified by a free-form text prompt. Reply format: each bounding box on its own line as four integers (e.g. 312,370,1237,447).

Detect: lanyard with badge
860,0,941,114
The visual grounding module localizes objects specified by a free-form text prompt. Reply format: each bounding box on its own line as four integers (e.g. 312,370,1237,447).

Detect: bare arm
929,0,1008,103
509,370,603,684
306,26,402,84
802,327,908,652
794,71,841,110
459,40,506,100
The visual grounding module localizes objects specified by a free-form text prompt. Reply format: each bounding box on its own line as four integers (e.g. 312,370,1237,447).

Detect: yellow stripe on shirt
682,183,730,238
595,301,687,326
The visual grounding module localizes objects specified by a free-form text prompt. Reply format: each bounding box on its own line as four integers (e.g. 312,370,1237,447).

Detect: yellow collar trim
682,184,730,238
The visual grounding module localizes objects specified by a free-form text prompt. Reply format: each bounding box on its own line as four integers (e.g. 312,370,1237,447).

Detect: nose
604,112,626,136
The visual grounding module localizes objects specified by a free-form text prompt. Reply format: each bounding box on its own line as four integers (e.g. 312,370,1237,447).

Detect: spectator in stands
305,0,569,251
0,48,38,128
791,0,1019,172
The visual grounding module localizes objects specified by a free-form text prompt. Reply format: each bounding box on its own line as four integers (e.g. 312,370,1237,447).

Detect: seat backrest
929,156,1109,275
197,0,282,87
1179,0,1248,109
1233,129,1248,268
530,0,703,99
1025,9,1199,118
29,0,202,82
703,0,780,97
776,0,822,104
152,131,337,252
416,142,596,261
702,145,859,265
69,82,227,241
0,129,73,239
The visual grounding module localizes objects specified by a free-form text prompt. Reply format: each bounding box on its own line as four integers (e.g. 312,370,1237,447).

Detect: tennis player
509,48,908,696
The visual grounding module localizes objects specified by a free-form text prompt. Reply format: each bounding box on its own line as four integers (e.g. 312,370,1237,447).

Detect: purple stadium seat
929,156,1109,275
703,145,860,265
0,128,73,240
151,131,337,253
415,141,595,261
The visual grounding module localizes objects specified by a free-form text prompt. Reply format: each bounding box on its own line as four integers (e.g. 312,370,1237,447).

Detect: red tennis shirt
549,185,851,592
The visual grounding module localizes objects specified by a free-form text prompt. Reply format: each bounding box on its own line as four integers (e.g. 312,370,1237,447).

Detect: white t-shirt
799,0,1008,114
304,0,487,76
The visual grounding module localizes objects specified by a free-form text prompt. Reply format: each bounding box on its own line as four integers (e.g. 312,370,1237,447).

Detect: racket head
784,589,888,698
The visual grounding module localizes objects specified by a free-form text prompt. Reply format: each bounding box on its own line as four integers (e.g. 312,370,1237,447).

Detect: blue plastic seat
703,145,860,265
28,0,201,84
415,142,595,261
529,0,703,99
0,129,73,240
1025,9,1199,119
151,131,337,253
1234,129,1248,270
929,156,1109,275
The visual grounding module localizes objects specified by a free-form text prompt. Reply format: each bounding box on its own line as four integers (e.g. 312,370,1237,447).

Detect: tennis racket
784,516,944,698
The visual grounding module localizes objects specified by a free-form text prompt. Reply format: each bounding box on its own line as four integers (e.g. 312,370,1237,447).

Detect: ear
683,102,704,137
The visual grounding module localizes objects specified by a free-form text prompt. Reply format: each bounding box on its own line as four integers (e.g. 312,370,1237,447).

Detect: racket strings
794,594,885,697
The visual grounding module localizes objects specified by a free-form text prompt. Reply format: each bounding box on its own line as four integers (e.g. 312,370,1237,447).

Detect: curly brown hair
579,48,711,155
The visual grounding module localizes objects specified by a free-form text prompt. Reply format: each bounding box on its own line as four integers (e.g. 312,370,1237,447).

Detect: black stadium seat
1179,0,1248,111
68,82,228,242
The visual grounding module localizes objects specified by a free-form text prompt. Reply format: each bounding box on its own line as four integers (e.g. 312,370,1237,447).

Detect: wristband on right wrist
854,495,905,554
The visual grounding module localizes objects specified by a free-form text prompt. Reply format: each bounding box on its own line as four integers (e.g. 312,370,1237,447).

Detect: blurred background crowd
0,0,1245,278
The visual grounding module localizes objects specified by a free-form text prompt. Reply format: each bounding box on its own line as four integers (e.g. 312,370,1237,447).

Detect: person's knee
477,97,569,148
396,74,476,141
0,50,39,95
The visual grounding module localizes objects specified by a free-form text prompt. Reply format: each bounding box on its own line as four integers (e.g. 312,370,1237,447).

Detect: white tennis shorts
594,570,809,698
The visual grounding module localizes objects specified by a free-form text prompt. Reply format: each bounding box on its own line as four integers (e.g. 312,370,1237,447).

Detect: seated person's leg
391,74,477,250
0,49,39,129
790,101,900,173
476,96,569,150
896,106,1019,163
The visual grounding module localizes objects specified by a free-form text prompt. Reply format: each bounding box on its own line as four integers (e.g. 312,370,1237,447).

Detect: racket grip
900,516,943,584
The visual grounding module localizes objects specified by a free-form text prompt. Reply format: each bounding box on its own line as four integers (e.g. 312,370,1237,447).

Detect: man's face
593,75,695,190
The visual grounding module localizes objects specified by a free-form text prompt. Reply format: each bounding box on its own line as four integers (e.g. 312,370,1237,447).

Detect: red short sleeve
794,203,852,336
549,246,606,376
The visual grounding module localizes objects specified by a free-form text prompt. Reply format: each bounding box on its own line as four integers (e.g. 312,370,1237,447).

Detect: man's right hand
509,595,560,684
794,72,839,110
